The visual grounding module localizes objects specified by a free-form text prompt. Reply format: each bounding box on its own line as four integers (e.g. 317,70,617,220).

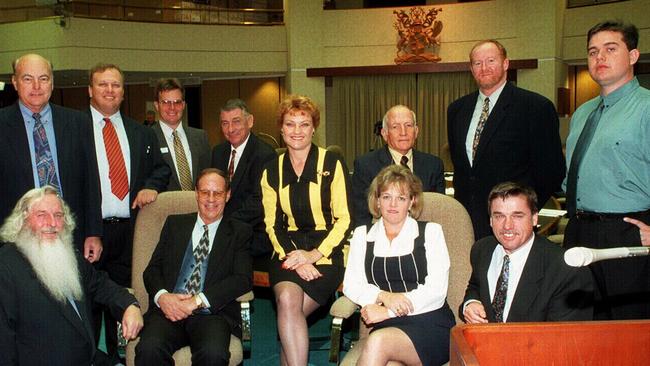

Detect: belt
574,209,650,222
103,216,130,224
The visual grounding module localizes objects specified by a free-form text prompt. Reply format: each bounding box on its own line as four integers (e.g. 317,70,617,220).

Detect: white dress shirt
387,146,413,171
464,80,507,165
158,121,194,180
229,133,250,174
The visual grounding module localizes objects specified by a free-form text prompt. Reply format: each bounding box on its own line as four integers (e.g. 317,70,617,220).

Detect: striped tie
102,118,129,200
472,97,490,161
185,225,211,295
228,149,236,180
492,255,510,322
32,113,61,190
172,130,193,190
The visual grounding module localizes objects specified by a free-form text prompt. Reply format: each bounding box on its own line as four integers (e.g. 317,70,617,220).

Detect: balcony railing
0,1,284,26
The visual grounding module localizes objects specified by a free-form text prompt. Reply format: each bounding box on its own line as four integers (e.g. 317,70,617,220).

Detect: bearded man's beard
15,228,83,304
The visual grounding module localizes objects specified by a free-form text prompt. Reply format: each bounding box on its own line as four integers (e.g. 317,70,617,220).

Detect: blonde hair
367,165,423,219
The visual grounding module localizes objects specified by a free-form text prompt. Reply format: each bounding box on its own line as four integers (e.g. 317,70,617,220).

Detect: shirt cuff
153,289,168,308
462,299,482,314
198,292,211,309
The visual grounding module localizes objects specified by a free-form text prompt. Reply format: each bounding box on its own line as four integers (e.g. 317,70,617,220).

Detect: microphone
564,246,650,267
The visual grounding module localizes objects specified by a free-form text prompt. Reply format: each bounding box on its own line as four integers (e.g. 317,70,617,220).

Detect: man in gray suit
152,78,211,191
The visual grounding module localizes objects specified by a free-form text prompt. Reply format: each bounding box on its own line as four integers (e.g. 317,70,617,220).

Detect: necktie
102,118,129,200
228,149,237,180
492,254,510,323
472,97,490,161
400,155,409,169
185,225,210,295
565,100,605,216
32,113,60,190
172,131,193,191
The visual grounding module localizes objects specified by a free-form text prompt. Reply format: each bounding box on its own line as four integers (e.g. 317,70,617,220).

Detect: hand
158,293,195,322
295,263,323,282
132,189,158,209
121,304,144,340
463,301,488,324
360,304,389,325
282,249,323,270
377,291,413,316
624,217,650,247
83,236,103,263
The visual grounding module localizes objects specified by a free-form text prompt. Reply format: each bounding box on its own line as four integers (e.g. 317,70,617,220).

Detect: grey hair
382,105,417,129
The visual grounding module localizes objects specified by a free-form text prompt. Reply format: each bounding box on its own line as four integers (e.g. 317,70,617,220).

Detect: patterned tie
565,100,605,216
185,225,211,295
172,130,193,191
492,255,510,323
102,118,129,200
472,97,490,161
228,149,237,180
32,113,60,190
400,155,409,169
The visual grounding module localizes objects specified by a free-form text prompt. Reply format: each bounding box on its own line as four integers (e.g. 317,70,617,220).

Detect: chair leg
241,300,252,354
329,316,343,364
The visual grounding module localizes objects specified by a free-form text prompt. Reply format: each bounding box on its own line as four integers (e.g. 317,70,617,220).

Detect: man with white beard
0,186,143,366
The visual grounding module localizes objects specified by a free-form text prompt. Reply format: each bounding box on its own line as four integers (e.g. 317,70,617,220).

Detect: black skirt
268,257,343,305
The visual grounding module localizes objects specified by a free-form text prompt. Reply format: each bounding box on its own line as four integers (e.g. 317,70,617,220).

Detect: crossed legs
357,327,422,366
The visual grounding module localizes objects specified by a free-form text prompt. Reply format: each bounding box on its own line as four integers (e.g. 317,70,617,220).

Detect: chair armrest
237,291,254,303
330,296,358,319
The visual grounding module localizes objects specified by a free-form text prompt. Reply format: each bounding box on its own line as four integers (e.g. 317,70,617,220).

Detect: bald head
11,54,54,113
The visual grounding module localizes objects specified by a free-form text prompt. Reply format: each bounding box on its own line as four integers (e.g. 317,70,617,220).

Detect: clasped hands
360,291,414,325
282,249,324,282
158,292,201,322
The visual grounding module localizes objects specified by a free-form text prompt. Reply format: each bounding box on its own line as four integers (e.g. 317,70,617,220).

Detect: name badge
160,147,169,153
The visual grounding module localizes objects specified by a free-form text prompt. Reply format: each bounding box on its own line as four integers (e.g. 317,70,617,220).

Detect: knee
135,335,172,364
192,343,230,366
362,332,389,356
275,290,302,313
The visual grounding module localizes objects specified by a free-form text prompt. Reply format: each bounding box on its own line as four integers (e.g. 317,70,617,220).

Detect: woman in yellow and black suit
261,95,351,366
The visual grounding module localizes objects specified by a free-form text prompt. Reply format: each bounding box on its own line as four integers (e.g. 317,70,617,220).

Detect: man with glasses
152,78,211,192
0,54,102,255
86,63,170,364
461,182,593,324
135,168,252,366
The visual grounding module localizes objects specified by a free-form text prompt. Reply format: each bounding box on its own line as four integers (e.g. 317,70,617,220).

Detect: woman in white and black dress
343,165,455,366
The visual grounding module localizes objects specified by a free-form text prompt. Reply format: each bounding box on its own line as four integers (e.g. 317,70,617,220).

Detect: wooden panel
239,77,282,147
575,66,599,109
125,84,154,123
60,87,89,112
201,79,239,146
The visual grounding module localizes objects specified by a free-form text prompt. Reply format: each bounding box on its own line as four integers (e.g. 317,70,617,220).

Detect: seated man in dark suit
461,182,593,324
0,186,142,366
352,104,445,227
135,168,252,366
211,99,276,256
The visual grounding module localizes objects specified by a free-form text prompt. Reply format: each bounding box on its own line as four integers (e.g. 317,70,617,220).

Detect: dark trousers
93,219,133,363
564,210,650,320
135,310,232,366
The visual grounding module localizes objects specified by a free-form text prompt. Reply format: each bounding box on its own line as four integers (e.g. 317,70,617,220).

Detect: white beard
15,229,83,304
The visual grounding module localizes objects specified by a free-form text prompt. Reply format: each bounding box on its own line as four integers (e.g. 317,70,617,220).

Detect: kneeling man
135,168,252,365
461,182,593,323
0,186,142,365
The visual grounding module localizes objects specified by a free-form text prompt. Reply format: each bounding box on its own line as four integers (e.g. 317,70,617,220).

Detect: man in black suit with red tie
448,40,565,240
0,54,102,256
211,99,276,256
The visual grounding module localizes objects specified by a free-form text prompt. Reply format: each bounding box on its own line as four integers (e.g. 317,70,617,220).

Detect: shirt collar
479,80,507,104
19,101,51,123
367,216,419,242
196,213,222,232
90,105,122,125
601,77,639,108
159,121,185,138
231,133,251,156
281,144,318,187
495,233,535,260
387,146,413,165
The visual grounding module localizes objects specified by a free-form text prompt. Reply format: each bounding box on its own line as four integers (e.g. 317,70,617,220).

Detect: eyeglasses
159,99,184,107
198,190,227,199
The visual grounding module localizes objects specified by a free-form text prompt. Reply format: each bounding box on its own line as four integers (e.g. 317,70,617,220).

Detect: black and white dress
343,217,455,366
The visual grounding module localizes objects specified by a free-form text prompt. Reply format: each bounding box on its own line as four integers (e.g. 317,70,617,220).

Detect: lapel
411,149,424,177
479,239,498,321
508,237,544,321
51,104,69,176
204,219,233,285
122,118,140,192
51,289,95,349
169,215,196,284
455,95,478,171
379,145,394,166
473,83,513,164
152,123,180,188
230,135,255,193
185,128,201,182
6,103,34,185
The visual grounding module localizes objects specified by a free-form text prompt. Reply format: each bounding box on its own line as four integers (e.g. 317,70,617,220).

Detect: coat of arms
393,7,443,64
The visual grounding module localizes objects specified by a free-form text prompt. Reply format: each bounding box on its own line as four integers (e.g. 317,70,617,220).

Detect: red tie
102,118,129,200
228,149,236,180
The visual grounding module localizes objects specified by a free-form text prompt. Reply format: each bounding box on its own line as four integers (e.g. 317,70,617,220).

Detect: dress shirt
387,147,413,171
91,106,131,218
154,214,222,309
19,102,62,193
343,217,450,317
230,133,250,174
464,81,507,164
158,121,194,180
563,78,650,213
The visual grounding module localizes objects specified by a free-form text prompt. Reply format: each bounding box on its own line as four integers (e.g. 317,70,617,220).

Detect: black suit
211,133,276,256
352,145,445,227
0,245,136,366
448,82,565,240
151,122,211,191
136,214,252,365
0,103,102,250
461,235,593,323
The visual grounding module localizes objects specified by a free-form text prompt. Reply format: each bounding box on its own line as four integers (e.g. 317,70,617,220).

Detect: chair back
131,191,197,312
417,192,474,323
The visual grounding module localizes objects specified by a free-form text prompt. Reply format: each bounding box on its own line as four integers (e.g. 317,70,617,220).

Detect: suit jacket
461,235,593,323
151,122,211,191
0,245,136,365
88,111,171,221
142,214,252,337
447,82,566,240
211,133,276,255
0,103,102,250
352,145,445,227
